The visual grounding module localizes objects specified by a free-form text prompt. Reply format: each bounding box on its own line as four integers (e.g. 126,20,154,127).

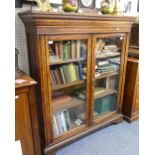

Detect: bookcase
122,21,139,122
19,11,135,155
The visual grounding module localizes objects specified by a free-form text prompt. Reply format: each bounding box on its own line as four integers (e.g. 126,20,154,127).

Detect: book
106,76,118,90
75,65,80,80
97,60,109,66
62,65,70,83
76,40,81,58
59,111,67,132
49,42,59,61
108,57,120,65
80,41,87,58
58,41,64,60
56,112,65,134
59,67,67,84
53,115,59,136
104,45,118,50
94,87,106,96
96,39,105,53
74,89,86,100
55,113,62,134
67,41,71,59
63,109,71,130
64,42,69,60
78,63,83,80
55,42,60,59
94,95,116,114
68,63,78,82
71,40,76,59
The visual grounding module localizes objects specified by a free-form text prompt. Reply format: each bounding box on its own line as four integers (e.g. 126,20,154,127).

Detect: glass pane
48,39,88,137
94,35,123,119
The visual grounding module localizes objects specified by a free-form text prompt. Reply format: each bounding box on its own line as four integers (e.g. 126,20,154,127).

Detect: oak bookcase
19,11,135,155
123,21,139,122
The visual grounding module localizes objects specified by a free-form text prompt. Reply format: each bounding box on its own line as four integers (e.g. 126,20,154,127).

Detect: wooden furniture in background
122,21,139,122
18,11,135,155
15,73,41,155
122,57,139,122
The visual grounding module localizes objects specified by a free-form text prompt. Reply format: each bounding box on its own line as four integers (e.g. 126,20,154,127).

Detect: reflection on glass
94,36,123,119
48,39,88,137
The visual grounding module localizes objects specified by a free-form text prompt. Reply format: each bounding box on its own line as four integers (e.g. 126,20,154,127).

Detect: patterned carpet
57,121,139,155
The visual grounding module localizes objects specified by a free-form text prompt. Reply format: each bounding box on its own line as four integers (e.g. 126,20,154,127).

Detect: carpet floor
57,121,139,155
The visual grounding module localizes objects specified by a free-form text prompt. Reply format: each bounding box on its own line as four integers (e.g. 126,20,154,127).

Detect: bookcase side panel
27,33,53,145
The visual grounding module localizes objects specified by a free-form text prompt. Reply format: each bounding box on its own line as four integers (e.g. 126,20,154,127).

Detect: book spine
53,115,60,136
64,42,69,60
62,65,69,83
60,111,67,132
56,112,64,134
55,42,60,60
71,40,75,59
51,70,57,85
59,67,66,84
78,63,83,80
67,41,71,59
68,63,77,82
76,40,80,58
53,70,60,85
64,109,71,130
75,65,80,80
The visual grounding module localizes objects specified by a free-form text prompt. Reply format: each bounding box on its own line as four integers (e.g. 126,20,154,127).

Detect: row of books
96,39,120,58
50,63,83,86
48,40,87,62
96,60,119,75
73,87,109,100
53,109,71,136
94,95,117,115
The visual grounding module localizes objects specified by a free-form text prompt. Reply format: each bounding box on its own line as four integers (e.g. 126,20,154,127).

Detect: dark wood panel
15,74,42,155
15,93,35,155
122,59,139,122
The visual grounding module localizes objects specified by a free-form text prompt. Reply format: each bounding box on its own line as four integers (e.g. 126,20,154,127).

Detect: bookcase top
19,10,136,22
18,11,136,35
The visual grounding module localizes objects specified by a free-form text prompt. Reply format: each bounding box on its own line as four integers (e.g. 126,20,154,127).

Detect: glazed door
47,34,91,141
90,33,127,122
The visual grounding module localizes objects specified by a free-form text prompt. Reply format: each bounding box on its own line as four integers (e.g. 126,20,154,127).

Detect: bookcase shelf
50,58,86,65
52,80,85,90
53,97,84,113
94,89,117,100
19,11,135,155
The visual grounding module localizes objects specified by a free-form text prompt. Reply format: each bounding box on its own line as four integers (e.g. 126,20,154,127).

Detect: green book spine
64,42,69,60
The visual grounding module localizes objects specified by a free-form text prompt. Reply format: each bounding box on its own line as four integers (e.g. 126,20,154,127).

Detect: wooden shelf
52,80,85,90
95,71,119,80
53,97,85,113
50,58,85,65
94,89,117,100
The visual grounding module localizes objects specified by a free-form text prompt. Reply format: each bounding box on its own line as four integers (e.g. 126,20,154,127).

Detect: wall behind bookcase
15,4,39,74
